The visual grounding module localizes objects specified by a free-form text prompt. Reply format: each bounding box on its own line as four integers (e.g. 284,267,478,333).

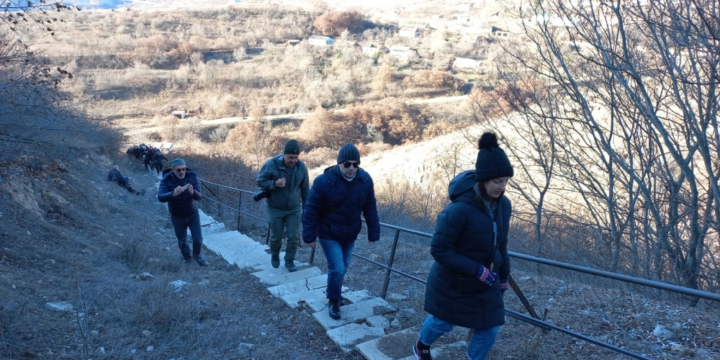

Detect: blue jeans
171,211,203,259
319,238,355,300
419,314,500,360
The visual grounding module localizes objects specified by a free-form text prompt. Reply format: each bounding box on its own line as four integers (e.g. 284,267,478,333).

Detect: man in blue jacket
158,158,207,266
302,144,380,320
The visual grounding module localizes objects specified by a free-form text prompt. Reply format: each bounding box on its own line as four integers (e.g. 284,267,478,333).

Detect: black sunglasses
174,168,187,173
341,161,360,169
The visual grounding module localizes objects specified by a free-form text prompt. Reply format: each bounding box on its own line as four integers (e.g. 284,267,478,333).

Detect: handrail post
237,193,243,230
381,229,401,299
216,184,223,219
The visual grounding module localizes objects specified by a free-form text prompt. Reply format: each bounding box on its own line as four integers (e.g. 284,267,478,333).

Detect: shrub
313,11,366,35
224,121,283,169
411,70,463,89
342,98,427,145
300,147,336,169
299,108,362,149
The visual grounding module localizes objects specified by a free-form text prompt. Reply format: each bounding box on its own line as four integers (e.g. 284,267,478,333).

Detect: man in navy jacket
302,144,380,320
158,158,207,266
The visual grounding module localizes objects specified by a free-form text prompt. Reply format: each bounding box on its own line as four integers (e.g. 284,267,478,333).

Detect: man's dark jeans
171,211,203,259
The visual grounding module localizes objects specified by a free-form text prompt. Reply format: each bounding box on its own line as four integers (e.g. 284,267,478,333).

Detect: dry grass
28,6,482,137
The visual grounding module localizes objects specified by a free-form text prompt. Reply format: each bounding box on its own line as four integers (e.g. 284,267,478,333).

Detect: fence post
236,193,243,230
217,184,223,219
381,229,401,299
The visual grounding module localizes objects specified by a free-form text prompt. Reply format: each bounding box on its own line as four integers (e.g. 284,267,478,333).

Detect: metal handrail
201,178,255,195
196,178,719,360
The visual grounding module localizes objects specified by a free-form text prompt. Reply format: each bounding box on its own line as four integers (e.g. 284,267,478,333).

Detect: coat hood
448,170,477,203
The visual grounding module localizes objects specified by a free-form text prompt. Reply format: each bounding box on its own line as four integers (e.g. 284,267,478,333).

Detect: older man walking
158,158,207,266
256,139,310,272
302,143,380,320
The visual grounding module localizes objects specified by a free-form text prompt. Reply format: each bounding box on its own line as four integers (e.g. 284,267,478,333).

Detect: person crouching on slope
413,132,513,360
158,158,207,266
302,144,380,320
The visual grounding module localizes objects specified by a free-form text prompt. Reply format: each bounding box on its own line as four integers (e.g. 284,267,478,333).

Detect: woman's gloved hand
500,279,509,294
476,265,497,287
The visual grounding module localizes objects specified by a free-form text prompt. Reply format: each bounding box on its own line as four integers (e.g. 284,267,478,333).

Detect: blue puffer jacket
158,169,202,217
302,166,380,245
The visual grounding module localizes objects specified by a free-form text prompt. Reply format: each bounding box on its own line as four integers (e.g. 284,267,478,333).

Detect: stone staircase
196,209,466,359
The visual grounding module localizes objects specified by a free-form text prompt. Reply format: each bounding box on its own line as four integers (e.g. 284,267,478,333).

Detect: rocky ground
0,147,718,360
0,150,343,360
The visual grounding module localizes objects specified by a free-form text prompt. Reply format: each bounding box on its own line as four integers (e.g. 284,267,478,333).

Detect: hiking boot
271,254,280,268
328,299,341,320
193,255,208,267
183,256,193,264
413,340,432,360
285,260,298,272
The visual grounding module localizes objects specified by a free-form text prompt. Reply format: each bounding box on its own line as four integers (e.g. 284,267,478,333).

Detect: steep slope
0,148,336,359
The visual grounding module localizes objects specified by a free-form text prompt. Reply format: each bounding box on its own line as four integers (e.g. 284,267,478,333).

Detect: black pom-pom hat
475,132,514,182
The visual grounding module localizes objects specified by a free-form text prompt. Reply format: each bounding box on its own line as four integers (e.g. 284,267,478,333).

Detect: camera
252,188,270,202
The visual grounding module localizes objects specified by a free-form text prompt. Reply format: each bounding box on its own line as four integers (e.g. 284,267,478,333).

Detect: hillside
0,149,338,359
1,143,718,359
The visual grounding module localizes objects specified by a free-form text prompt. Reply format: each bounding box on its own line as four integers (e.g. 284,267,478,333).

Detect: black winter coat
107,169,128,186
158,169,202,217
302,166,380,245
424,170,511,330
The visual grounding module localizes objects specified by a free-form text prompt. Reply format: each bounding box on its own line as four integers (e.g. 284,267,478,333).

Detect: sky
64,0,130,10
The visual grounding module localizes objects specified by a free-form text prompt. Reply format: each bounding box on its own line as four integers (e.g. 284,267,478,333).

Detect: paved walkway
196,209,465,359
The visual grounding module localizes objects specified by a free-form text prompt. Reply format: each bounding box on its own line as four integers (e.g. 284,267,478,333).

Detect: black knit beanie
337,143,361,163
284,139,301,154
475,132,514,182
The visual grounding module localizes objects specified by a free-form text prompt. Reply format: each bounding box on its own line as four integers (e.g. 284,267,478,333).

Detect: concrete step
198,209,215,226
251,255,308,273
204,231,261,253
327,322,387,353
201,222,226,234
313,297,396,331
252,266,322,286
305,289,374,313
267,275,329,297
357,327,466,360
281,288,371,312
226,248,274,269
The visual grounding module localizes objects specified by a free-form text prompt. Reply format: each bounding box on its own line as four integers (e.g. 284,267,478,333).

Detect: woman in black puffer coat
413,133,513,360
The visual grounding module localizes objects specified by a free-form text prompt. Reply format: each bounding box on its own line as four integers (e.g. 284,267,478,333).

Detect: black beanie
284,139,300,154
337,143,360,163
475,132,514,182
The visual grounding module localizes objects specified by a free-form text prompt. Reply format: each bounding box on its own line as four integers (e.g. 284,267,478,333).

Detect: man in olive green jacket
256,139,309,272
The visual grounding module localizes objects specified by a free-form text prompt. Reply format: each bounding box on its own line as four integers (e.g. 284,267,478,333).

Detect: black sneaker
271,254,280,268
193,255,208,267
413,340,432,360
328,299,341,320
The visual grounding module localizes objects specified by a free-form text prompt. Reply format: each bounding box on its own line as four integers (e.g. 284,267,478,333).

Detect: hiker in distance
158,158,208,266
256,139,310,272
107,165,144,195
302,144,380,320
413,132,513,360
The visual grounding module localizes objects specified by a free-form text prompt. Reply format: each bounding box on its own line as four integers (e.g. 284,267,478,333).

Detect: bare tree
489,0,720,294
